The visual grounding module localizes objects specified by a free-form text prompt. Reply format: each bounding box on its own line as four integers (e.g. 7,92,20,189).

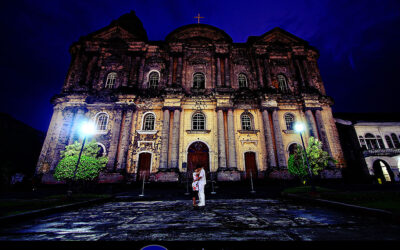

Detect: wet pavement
1,198,400,241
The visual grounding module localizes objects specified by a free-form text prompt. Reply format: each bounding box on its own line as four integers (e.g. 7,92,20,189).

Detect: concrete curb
0,195,115,225
281,192,400,223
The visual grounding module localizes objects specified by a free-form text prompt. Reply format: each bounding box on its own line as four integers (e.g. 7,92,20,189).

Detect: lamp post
67,121,96,198
294,122,316,193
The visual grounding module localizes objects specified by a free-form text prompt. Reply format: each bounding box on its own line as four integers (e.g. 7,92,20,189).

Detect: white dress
198,168,206,206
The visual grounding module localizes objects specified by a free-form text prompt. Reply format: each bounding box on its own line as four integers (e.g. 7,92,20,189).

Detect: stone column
227,109,237,169
68,108,86,145
217,109,227,169
216,57,222,87
36,105,63,172
295,58,306,88
263,57,272,88
170,108,181,169
288,55,300,92
168,56,173,86
50,107,76,171
224,57,230,87
116,108,134,172
262,109,277,168
302,59,313,87
106,108,123,172
256,57,264,88
315,109,333,156
134,56,141,84
271,109,286,168
305,109,319,139
159,108,170,169
176,56,183,84
138,57,145,88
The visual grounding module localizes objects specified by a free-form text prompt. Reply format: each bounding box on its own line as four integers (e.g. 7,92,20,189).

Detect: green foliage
287,137,336,179
287,145,308,179
60,140,102,158
54,140,107,181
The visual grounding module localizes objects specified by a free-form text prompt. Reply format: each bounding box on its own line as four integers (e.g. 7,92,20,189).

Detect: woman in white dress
197,165,206,207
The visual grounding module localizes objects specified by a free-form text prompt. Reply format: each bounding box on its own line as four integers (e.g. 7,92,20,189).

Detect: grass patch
0,193,111,217
321,191,400,214
282,185,335,194
283,186,400,214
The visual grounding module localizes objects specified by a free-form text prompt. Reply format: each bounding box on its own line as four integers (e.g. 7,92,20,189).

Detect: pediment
166,24,233,43
252,27,308,46
92,26,138,40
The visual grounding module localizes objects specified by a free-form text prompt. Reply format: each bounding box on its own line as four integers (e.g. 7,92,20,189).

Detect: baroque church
36,11,345,184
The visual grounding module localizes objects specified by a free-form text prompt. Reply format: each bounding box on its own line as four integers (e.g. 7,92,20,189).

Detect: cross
194,13,204,24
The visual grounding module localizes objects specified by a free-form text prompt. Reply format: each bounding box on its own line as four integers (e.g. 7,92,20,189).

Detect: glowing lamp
80,121,96,136
294,122,305,133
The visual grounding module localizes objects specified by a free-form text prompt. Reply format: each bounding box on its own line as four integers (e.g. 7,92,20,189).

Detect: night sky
1,0,399,132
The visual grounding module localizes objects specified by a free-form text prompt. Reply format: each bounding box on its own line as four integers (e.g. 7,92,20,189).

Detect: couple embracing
191,165,206,208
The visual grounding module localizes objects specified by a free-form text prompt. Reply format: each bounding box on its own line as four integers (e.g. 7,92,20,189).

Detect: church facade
36,11,345,184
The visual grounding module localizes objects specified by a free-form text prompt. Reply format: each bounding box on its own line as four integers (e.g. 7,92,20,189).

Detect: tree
53,140,107,182
288,137,336,181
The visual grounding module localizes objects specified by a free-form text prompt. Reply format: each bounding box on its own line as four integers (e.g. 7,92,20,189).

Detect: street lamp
294,122,316,192
67,121,96,198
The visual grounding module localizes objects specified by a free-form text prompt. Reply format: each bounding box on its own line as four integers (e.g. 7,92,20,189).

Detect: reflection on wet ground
1,198,399,241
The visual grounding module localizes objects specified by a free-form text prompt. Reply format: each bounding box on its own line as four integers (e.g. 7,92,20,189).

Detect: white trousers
198,183,206,206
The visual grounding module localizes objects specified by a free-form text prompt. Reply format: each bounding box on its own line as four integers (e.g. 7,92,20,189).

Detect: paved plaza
1,198,400,241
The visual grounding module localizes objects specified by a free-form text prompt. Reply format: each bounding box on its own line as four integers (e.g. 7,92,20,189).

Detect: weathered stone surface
320,169,342,179
98,173,124,183
217,170,241,181
41,173,66,185
268,170,295,180
152,171,180,182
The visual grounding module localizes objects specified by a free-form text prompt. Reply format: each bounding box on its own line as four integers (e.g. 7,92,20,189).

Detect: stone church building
36,11,345,184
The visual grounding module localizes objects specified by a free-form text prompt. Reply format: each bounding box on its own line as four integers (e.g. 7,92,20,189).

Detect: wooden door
187,142,210,180
137,153,151,181
245,152,257,180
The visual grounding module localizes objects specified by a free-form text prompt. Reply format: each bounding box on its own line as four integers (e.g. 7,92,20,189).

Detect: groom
197,165,206,207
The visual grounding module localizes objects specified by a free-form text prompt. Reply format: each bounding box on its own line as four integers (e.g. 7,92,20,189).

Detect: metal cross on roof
194,13,204,24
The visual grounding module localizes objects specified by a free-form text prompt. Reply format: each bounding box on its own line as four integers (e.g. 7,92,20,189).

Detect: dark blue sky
1,0,399,132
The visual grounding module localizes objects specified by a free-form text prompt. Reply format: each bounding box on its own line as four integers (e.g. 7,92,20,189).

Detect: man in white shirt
197,165,206,207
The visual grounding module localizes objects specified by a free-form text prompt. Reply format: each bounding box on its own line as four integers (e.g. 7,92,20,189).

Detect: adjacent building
36,11,345,184
335,113,400,183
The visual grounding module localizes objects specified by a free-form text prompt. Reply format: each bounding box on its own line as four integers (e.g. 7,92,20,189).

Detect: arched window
238,73,248,88
358,136,367,150
96,143,106,158
241,113,253,131
377,136,385,149
288,143,302,155
391,133,400,148
148,71,159,88
105,72,117,88
192,112,206,130
385,135,394,148
284,113,295,130
277,74,289,92
193,73,205,89
95,113,108,131
143,113,155,130
365,133,378,149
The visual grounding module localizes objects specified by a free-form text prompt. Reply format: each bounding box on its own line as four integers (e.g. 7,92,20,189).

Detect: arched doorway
187,142,210,181
373,159,394,183
244,152,258,180
188,142,209,172
137,152,151,181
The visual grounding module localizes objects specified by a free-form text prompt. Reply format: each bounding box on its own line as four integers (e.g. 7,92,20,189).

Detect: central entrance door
244,152,258,180
187,142,210,180
137,152,151,181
